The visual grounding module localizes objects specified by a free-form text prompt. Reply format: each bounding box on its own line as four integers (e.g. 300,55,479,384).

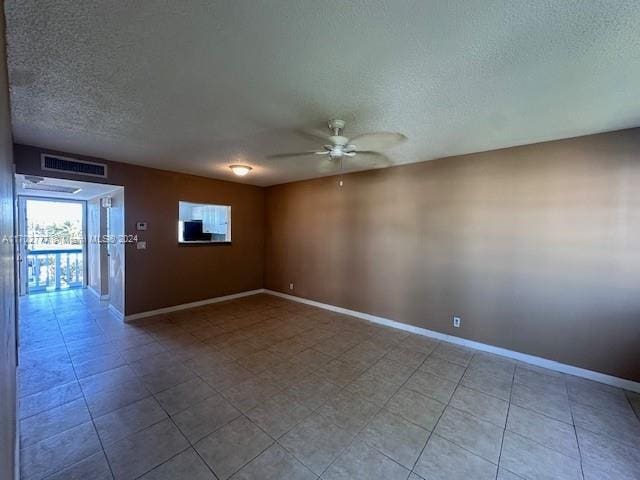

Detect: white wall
108,189,125,315
87,198,109,296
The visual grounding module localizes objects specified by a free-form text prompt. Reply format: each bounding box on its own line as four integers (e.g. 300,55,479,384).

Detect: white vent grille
41,154,108,178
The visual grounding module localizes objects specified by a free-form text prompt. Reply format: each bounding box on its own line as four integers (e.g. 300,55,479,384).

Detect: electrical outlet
452,316,461,328
289,283,294,290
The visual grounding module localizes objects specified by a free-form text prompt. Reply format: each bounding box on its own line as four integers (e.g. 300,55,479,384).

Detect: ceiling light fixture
229,164,252,176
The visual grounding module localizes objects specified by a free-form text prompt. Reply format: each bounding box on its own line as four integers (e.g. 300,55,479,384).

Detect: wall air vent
41,154,108,178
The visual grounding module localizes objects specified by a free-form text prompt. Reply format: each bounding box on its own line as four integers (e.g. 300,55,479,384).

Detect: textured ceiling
6,1,640,186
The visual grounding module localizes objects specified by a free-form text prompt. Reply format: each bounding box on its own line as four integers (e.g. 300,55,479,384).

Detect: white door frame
17,197,26,296
18,196,88,294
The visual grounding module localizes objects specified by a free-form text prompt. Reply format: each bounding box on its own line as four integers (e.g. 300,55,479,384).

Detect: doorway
14,174,125,317
18,197,85,294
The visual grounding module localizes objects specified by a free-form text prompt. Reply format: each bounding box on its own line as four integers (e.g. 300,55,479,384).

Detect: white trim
124,289,265,322
108,303,124,321
87,285,109,301
87,285,99,299
264,289,640,393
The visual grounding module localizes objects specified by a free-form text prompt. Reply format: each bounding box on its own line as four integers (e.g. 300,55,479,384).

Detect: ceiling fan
268,119,407,171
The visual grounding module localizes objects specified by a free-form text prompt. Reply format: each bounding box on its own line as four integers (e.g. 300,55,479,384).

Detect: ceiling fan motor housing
328,135,349,146
328,119,346,134
329,145,344,158
326,120,356,156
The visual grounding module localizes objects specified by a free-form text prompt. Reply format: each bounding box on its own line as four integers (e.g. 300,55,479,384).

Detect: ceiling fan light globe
229,164,252,176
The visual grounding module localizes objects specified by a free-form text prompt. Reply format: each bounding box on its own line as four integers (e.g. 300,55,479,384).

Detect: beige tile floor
17,290,640,480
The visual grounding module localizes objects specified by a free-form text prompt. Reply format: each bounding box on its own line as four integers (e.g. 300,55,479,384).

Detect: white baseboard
108,303,124,321
87,285,99,299
124,289,266,322
87,285,110,301
264,289,640,393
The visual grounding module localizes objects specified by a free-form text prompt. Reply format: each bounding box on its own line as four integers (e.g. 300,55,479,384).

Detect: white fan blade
348,151,392,168
296,128,330,143
350,132,406,151
267,151,323,159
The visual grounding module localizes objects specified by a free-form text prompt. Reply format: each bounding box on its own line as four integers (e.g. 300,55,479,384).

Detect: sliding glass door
18,197,86,294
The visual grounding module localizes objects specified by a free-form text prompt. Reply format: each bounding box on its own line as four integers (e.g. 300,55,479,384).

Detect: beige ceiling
6,1,640,186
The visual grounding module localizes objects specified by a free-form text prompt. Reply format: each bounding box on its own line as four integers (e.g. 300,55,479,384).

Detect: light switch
136,241,146,250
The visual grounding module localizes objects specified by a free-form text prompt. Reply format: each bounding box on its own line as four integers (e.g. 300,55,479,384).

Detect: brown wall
265,129,640,382
14,145,265,316
12,129,640,381
0,7,17,478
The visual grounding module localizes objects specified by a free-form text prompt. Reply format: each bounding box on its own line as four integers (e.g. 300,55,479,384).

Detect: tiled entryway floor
18,290,640,480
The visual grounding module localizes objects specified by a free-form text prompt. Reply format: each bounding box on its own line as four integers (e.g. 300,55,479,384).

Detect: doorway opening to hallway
15,174,126,317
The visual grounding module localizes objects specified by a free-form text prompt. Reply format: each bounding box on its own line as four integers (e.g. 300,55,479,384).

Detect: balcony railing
27,248,84,293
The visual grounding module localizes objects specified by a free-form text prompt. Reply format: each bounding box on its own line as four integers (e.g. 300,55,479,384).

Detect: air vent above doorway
41,154,108,178
22,182,82,194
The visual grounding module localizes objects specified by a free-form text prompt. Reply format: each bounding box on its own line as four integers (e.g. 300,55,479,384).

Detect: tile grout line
494,356,516,480
407,355,456,476
52,294,117,480
18,293,259,478
137,307,321,479
127,330,240,480
567,378,587,480
86,297,281,479
19,293,637,480
217,418,278,480
316,339,451,477
314,374,400,473
232,318,361,478
432,357,590,467
99,344,233,479
60,295,118,480
143,377,220,480
501,381,574,427
22,291,174,479
130,445,198,480
283,335,422,476
195,320,321,478
31,309,493,478
408,349,480,477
